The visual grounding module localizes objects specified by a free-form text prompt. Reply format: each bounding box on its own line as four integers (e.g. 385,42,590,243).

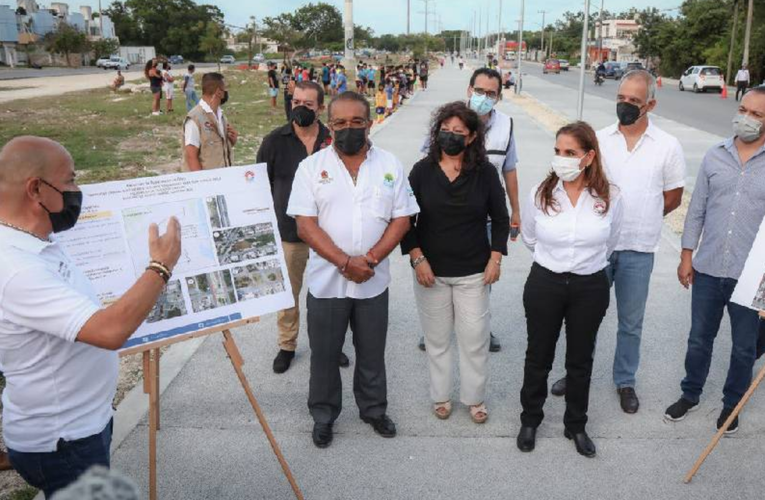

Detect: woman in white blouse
516,121,623,458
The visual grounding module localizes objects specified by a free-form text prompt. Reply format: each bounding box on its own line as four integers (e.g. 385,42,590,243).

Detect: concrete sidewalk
110,63,765,500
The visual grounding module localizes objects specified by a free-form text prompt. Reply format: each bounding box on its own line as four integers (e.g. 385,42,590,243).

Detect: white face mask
551,155,585,182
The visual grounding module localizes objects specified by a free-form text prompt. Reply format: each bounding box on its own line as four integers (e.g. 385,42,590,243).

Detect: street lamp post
343,0,354,65
516,0,524,94
577,0,591,120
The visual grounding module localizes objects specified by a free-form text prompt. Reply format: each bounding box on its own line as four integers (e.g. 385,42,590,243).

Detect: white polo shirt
521,181,624,275
0,226,117,453
597,120,686,253
184,99,225,147
287,144,420,299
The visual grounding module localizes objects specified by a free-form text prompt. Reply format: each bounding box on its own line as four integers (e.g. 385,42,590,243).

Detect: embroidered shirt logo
319,170,333,184
203,121,214,131
593,200,607,215
244,170,255,182
383,172,395,188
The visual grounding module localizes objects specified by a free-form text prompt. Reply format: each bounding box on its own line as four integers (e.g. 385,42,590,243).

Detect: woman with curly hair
516,121,623,458
401,101,509,424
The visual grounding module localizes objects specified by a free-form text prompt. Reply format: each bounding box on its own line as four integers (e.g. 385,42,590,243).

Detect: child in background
391,79,400,112
384,79,394,116
375,83,387,123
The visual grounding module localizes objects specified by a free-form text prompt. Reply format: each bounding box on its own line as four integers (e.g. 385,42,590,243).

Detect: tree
291,2,343,49
262,14,303,59
633,8,669,65
199,21,226,69
90,38,120,60
354,25,374,48
44,23,88,67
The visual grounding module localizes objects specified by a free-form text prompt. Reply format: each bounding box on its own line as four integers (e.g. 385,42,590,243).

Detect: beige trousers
277,241,310,351
413,272,490,406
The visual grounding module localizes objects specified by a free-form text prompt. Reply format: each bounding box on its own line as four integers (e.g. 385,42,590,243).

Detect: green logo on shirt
383,173,395,188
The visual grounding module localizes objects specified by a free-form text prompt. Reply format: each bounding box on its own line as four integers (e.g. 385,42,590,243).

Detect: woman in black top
144,59,163,116
401,101,509,424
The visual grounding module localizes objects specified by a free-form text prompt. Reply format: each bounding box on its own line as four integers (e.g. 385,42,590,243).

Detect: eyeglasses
329,118,369,129
472,87,499,100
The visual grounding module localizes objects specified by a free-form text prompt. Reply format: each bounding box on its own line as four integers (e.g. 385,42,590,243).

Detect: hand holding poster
55,164,293,350
731,216,765,312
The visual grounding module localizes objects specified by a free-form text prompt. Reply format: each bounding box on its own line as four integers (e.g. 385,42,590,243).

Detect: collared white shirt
597,120,686,253
735,69,750,82
521,181,624,275
287,144,420,299
184,99,226,147
0,226,116,453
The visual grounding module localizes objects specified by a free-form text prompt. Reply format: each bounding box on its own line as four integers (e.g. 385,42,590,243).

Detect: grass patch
7,487,38,500
0,86,34,92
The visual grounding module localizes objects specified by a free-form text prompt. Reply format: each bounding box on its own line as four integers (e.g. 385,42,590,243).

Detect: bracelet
146,265,170,284
149,260,172,276
410,255,427,269
366,250,379,268
340,255,351,273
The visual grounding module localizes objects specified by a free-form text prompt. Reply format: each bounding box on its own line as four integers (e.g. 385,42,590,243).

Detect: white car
679,65,724,93
104,56,130,70
220,55,235,64
96,57,112,68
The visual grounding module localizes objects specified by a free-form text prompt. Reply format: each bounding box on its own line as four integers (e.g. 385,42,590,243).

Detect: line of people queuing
1,64,765,498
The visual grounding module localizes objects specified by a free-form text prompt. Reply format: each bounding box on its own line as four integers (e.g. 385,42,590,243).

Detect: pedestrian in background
665,87,765,433
735,63,750,102
182,64,198,112
517,121,623,458
162,62,175,113
321,62,331,94
282,64,295,120
375,83,387,124
402,101,509,424
145,59,163,116
267,61,279,110
335,66,348,94
109,70,124,92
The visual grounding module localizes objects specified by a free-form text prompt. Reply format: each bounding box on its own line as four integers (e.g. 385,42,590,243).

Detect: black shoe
418,336,426,352
551,377,566,397
716,407,739,435
564,428,596,458
664,397,699,422
516,426,536,452
312,422,333,448
361,414,397,438
272,349,295,374
489,332,501,353
339,351,350,368
617,387,639,414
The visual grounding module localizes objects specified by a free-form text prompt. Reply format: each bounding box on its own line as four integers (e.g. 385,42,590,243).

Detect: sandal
433,401,452,420
470,403,488,424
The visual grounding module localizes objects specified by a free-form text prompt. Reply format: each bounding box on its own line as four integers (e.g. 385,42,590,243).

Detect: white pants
414,272,490,406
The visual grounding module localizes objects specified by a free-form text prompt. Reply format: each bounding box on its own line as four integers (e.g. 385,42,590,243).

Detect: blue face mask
469,92,496,116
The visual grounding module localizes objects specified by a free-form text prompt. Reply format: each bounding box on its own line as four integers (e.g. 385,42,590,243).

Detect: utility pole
597,0,604,62
343,0,354,65
726,0,740,85
98,0,103,37
407,0,411,35
497,0,503,59
516,0,524,94
577,0,591,120
549,29,554,57
539,10,546,57
742,0,754,66
478,8,482,58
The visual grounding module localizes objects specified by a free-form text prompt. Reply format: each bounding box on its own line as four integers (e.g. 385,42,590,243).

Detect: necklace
0,219,50,242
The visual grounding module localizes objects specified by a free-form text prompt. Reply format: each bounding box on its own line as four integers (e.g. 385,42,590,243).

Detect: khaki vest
181,104,233,171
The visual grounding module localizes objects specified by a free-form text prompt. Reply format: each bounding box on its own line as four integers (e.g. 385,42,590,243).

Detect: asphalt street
0,62,217,81
524,61,740,138
108,63,765,500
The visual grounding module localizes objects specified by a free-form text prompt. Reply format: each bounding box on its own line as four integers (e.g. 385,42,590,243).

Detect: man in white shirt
735,63,750,102
183,72,238,171
0,136,181,498
551,70,686,415
287,92,419,449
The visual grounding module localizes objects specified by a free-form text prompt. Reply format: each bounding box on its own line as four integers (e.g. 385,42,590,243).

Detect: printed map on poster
732,217,765,312
55,165,293,350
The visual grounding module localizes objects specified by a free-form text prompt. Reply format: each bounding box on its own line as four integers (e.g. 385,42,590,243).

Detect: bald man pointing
0,136,181,498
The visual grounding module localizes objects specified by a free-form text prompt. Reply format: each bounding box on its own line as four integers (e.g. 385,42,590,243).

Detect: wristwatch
410,255,427,269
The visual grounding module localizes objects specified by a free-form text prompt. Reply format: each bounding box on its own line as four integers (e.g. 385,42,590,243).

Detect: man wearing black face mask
183,72,238,171
287,92,420,448
0,136,181,498
550,70,687,415
257,81,350,374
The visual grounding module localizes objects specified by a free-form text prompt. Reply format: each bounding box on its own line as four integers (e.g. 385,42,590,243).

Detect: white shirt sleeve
663,139,687,191
1,266,100,343
520,187,538,252
287,162,318,217
391,160,420,218
606,191,624,258
184,120,201,148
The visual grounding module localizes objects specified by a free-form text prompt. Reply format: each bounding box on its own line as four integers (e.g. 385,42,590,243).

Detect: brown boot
0,450,12,471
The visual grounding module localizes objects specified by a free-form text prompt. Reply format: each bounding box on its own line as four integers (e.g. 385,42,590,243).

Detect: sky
75,0,682,35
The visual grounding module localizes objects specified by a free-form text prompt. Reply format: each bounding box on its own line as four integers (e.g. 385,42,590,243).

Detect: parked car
543,59,561,74
602,61,624,79
253,53,265,63
220,55,235,64
558,59,570,71
96,56,113,69
621,61,645,73
679,65,724,93
103,56,130,70
169,55,184,65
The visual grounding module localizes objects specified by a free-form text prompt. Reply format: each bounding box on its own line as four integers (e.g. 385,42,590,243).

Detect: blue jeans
8,419,113,499
680,271,760,409
606,250,655,389
184,89,198,111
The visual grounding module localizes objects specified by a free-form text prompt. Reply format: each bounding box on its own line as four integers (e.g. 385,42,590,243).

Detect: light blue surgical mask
469,92,496,116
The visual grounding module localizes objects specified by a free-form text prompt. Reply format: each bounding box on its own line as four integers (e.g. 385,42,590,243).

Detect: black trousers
283,92,293,120
520,263,610,433
307,290,389,425
736,81,748,101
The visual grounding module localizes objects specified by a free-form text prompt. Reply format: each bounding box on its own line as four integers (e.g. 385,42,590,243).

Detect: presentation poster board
732,217,765,312
56,165,293,350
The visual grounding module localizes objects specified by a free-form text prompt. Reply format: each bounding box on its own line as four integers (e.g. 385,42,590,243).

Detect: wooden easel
121,319,304,500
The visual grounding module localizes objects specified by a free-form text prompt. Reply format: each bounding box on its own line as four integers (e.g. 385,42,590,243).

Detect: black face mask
38,179,83,233
616,101,643,126
437,130,467,156
333,127,367,155
220,90,229,105
291,106,316,127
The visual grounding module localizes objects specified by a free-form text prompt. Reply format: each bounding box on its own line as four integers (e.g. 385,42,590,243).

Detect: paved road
0,62,218,81
109,62,765,500
524,62,739,138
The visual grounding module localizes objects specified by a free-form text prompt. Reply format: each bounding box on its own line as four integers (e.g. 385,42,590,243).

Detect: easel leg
152,348,161,431
147,349,159,500
684,361,765,483
221,330,304,500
